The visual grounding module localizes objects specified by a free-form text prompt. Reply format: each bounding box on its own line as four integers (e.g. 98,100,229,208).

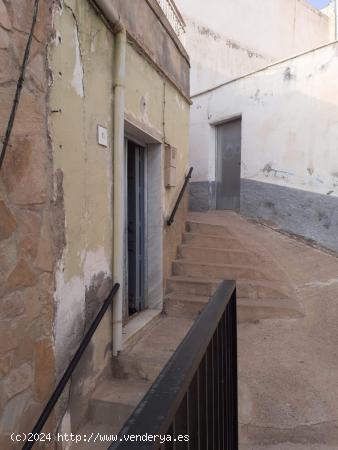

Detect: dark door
127,141,146,316
216,119,242,210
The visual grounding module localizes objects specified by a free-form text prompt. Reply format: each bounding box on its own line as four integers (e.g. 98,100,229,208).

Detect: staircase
71,216,302,448
166,220,302,324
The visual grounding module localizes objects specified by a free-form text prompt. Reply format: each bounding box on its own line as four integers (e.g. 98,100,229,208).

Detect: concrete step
238,278,294,300
239,421,338,448
164,294,301,322
122,309,161,351
88,379,150,428
187,221,234,237
178,245,261,265
182,232,242,249
172,260,280,282
166,276,220,297
237,298,304,323
166,276,293,300
164,293,210,318
113,316,193,382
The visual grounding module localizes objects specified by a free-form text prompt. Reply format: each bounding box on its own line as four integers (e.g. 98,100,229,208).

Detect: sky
307,0,331,8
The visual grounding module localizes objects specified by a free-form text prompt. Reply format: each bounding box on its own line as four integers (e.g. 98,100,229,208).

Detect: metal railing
110,280,238,450
167,167,193,226
155,0,186,38
22,283,120,450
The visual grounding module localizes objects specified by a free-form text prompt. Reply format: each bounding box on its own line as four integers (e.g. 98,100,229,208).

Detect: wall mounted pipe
92,0,122,31
92,0,126,355
111,28,127,356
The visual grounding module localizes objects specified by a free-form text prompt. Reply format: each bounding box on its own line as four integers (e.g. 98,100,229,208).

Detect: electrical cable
0,0,40,170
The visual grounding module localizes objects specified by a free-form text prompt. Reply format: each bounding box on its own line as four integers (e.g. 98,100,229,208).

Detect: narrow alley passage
188,211,338,450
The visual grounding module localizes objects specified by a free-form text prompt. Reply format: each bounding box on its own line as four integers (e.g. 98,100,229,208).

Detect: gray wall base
189,181,215,211
189,178,338,253
241,179,338,253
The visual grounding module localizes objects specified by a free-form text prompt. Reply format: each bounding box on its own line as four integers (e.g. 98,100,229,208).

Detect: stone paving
189,211,338,450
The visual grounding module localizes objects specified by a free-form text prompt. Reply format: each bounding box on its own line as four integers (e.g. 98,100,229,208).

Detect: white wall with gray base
189,179,338,253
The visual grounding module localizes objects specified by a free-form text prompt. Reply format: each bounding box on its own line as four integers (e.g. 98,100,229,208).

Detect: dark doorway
127,141,146,317
216,118,242,210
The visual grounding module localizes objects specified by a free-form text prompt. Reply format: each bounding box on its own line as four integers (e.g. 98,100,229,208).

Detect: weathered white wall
322,0,336,40
190,41,338,197
175,0,331,94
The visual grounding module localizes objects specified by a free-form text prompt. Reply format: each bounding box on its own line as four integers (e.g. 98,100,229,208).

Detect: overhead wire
0,0,40,170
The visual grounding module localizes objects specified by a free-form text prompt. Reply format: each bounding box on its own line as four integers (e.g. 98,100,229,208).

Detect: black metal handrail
167,167,193,226
22,283,120,450
110,280,238,450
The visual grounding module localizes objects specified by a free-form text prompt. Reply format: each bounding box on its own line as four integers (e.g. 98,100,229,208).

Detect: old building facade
183,0,338,253
175,0,331,94
189,40,338,251
0,0,190,446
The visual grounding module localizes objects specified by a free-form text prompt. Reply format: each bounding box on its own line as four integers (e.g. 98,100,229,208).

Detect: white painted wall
175,0,331,94
322,0,337,40
190,41,338,197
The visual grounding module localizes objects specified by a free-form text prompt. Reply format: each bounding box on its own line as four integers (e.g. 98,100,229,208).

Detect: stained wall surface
124,42,190,283
49,0,116,432
0,0,190,441
175,0,331,94
49,0,190,433
190,41,338,250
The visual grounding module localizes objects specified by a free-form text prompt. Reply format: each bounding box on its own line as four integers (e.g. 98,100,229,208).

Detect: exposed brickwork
0,1,58,446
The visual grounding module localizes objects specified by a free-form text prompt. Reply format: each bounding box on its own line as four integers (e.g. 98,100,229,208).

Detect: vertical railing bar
223,309,226,450
207,343,213,450
173,417,176,450
197,367,201,450
222,311,227,450
211,335,215,450
205,353,208,450
220,313,225,450
187,388,190,450
215,324,221,448
229,303,234,449
230,302,234,449
206,353,210,450
231,301,234,448
226,302,231,449
233,291,239,449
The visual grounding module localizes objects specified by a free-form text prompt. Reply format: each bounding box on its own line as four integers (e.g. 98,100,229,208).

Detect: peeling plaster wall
48,0,190,432
190,41,338,249
49,0,114,431
175,0,330,95
125,43,190,216
105,0,190,98
124,43,190,283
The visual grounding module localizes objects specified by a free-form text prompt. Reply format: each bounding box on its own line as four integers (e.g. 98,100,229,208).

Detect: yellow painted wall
48,0,190,430
124,43,190,283
50,0,114,287
49,0,115,429
125,42,190,215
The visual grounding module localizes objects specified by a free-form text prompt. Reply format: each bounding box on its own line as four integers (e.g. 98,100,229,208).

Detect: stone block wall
0,1,58,448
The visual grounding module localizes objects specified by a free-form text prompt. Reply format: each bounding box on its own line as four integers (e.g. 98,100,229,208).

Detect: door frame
122,118,164,332
209,114,242,210
124,137,148,322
